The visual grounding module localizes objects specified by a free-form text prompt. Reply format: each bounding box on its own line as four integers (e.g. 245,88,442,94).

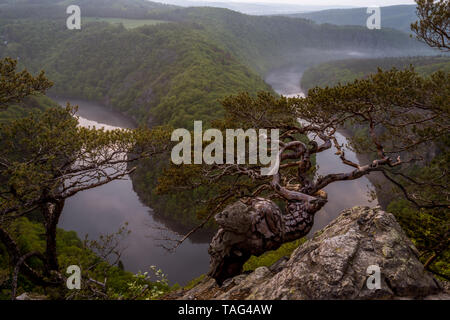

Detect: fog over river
56,68,377,285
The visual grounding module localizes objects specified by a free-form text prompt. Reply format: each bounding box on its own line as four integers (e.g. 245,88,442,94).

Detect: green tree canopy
411,0,449,51
0,58,52,110
0,58,173,298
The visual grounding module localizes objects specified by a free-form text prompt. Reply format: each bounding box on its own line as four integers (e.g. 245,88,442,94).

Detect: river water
56,98,210,286
265,67,378,234
56,70,377,285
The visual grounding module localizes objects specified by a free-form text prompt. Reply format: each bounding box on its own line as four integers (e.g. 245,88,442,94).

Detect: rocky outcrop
167,206,448,300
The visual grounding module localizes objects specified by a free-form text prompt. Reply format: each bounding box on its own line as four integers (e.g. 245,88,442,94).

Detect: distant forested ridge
0,0,176,19
301,56,450,91
145,6,435,75
286,5,419,34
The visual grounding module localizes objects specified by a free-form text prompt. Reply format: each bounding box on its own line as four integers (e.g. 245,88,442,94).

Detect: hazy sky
168,0,417,7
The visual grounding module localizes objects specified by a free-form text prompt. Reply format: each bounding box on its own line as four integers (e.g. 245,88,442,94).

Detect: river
56,70,377,285
56,98,210,286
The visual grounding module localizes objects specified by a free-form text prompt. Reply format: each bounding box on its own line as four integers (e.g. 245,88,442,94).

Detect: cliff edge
166,206,448,300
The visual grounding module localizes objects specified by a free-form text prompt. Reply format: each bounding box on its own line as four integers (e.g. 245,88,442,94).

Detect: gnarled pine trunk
208,197,325,285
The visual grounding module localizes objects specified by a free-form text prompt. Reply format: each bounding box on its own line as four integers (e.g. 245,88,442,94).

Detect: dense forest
144,6,435,74
0,0,175,19
301,55,450,90
0,56,179,299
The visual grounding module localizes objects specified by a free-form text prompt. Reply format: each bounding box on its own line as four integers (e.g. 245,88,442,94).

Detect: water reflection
55,98,210,286
311,132,378,234
265,67,378,235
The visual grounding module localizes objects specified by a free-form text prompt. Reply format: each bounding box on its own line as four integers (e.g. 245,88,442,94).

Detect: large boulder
167,206,448,300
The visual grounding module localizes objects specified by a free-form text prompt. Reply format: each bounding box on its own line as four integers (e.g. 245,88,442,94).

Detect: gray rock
171,206,446,300
268,256,289,274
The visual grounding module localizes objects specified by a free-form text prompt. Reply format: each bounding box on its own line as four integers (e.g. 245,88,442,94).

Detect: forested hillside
0,0,435,232
0,4,432,126
301,55,450,90
0,19,271,127
287,5,418,34
145,6,434,75
0,0,175,19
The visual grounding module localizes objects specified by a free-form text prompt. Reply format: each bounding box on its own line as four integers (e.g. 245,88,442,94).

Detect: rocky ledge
166,206,449,300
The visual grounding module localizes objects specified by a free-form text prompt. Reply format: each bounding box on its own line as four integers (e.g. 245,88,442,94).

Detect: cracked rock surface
165,206,448,300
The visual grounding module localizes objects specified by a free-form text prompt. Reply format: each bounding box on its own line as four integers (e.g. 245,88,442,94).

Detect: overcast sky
168,0,417,7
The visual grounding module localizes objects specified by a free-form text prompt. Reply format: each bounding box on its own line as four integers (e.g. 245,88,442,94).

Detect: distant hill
301,56,450,91
156,1,351,15
286,5,419,34
146,6,434,75
0,19,271,127
0,0,176,19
